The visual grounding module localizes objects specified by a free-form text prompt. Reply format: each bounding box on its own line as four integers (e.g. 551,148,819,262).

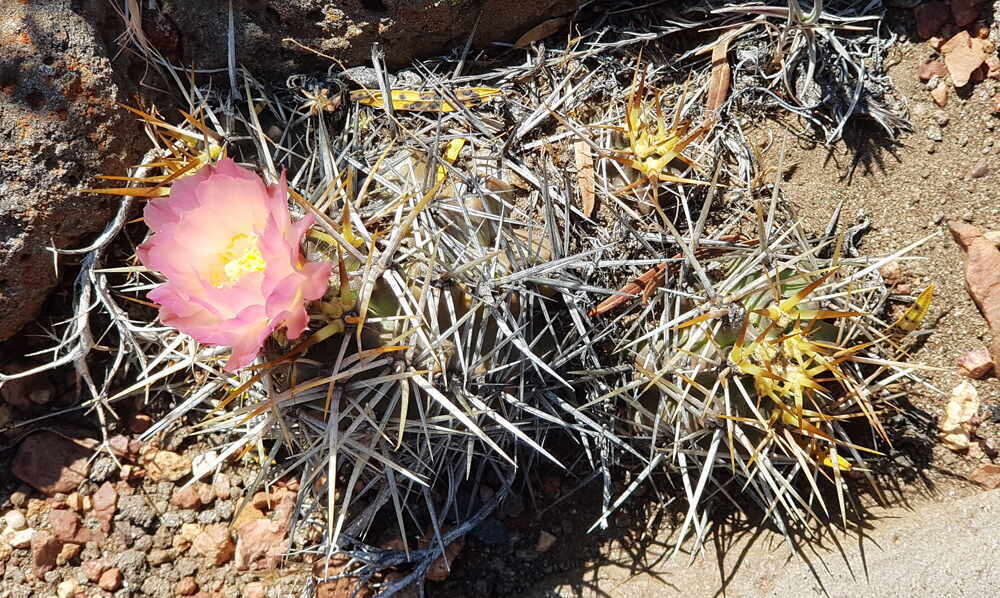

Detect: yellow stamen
211,233,266,286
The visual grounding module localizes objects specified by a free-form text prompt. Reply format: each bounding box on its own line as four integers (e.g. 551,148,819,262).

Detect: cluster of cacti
16,1,926,595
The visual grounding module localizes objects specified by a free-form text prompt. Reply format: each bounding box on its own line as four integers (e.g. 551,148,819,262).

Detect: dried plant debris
0,1,929,595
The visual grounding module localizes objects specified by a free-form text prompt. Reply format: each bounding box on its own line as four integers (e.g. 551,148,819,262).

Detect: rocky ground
3,2,1000,598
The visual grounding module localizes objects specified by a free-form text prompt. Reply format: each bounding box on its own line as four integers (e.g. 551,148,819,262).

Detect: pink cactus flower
137,158,331,372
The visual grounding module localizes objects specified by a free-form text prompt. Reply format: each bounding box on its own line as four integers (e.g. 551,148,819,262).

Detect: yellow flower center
210,233,266,287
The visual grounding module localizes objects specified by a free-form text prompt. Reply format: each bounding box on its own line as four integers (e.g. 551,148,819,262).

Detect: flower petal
138,159,331,371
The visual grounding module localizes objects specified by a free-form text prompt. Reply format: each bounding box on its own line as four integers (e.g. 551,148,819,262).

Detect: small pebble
4,510,27,531
8,528,34,548
212,474,232,501
245,582,267,598
56,579,78,598
534,530,557,553
81,559,108,583
9,491,27,508
933,110,949,126
931,82,948,107
191,451,218,480
65,493,84,513
56,542,81,565
176,576,198,596
148,547,173,566
170,486,203,511
970,161,990,178
98,567,123,591
925,125,943,141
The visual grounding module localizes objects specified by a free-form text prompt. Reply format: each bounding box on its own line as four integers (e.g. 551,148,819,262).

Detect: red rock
954,229,1000,364
212,474,232,500
915,1,951,39
919,59,948,81
951,0,983,27
129,413,153,434
271,488,297,529
98,567,123,591
958,347,994,378
232,504,266,531
315,580,375,598
966,237,1000,330
987,56,1000,79
425,536,465,582
244,582,267,598
312,555,349,578
30,530,61,578
250,491,271,511
315,580,363,598
108,435,131,458
196,482,215,506
12,431,93,496
417,527,465,583
970,464,1000,488
949,221,984,250
49,509,94,544
277,477,300,493
81,558,108,583
176,576,199,596
190,523,235,566
942,30,988,87
931,81,949,107
234,519,288,571
91,481,117,533
312,558,374,598
171,485,203,510
128,438,144,456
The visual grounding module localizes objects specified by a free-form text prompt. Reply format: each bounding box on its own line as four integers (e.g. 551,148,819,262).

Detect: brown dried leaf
573,141,595,218
514,17,569,49
705,37,732,115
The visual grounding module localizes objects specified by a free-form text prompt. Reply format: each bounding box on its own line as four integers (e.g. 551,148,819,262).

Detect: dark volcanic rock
159,0,578,79
0,1,145,340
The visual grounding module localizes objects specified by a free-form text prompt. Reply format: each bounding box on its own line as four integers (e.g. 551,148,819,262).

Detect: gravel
117,495,157,528
114,550,148,586
140,575,173,598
